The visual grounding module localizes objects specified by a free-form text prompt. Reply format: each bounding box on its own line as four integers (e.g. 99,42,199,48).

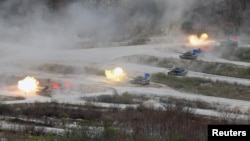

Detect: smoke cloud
0,0,197,79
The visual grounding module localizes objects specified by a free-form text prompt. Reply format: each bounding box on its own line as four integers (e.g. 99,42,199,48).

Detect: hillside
0,0,249,42
0,0,249,140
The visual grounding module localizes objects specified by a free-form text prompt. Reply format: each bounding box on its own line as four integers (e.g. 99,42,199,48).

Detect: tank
168,68,188,76
179,51,198,60
39,86,53,96
220,40,238,47
192,48,202,54
220,36,238,47
130,76,150,85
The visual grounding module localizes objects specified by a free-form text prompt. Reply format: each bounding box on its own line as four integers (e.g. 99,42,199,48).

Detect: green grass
160,97,212,110
85,91,140,104
118,55,250,79
0,95,25,101
221,46,250,62
151,72,250,100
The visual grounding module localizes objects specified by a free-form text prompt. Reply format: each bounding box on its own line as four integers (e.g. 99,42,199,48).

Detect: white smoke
0,0,197,81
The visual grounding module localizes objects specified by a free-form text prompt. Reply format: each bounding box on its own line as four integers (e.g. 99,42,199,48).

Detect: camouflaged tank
130,76,150,85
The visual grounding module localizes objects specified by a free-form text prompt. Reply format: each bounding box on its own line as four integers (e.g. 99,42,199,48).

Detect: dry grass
0,101,249,141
